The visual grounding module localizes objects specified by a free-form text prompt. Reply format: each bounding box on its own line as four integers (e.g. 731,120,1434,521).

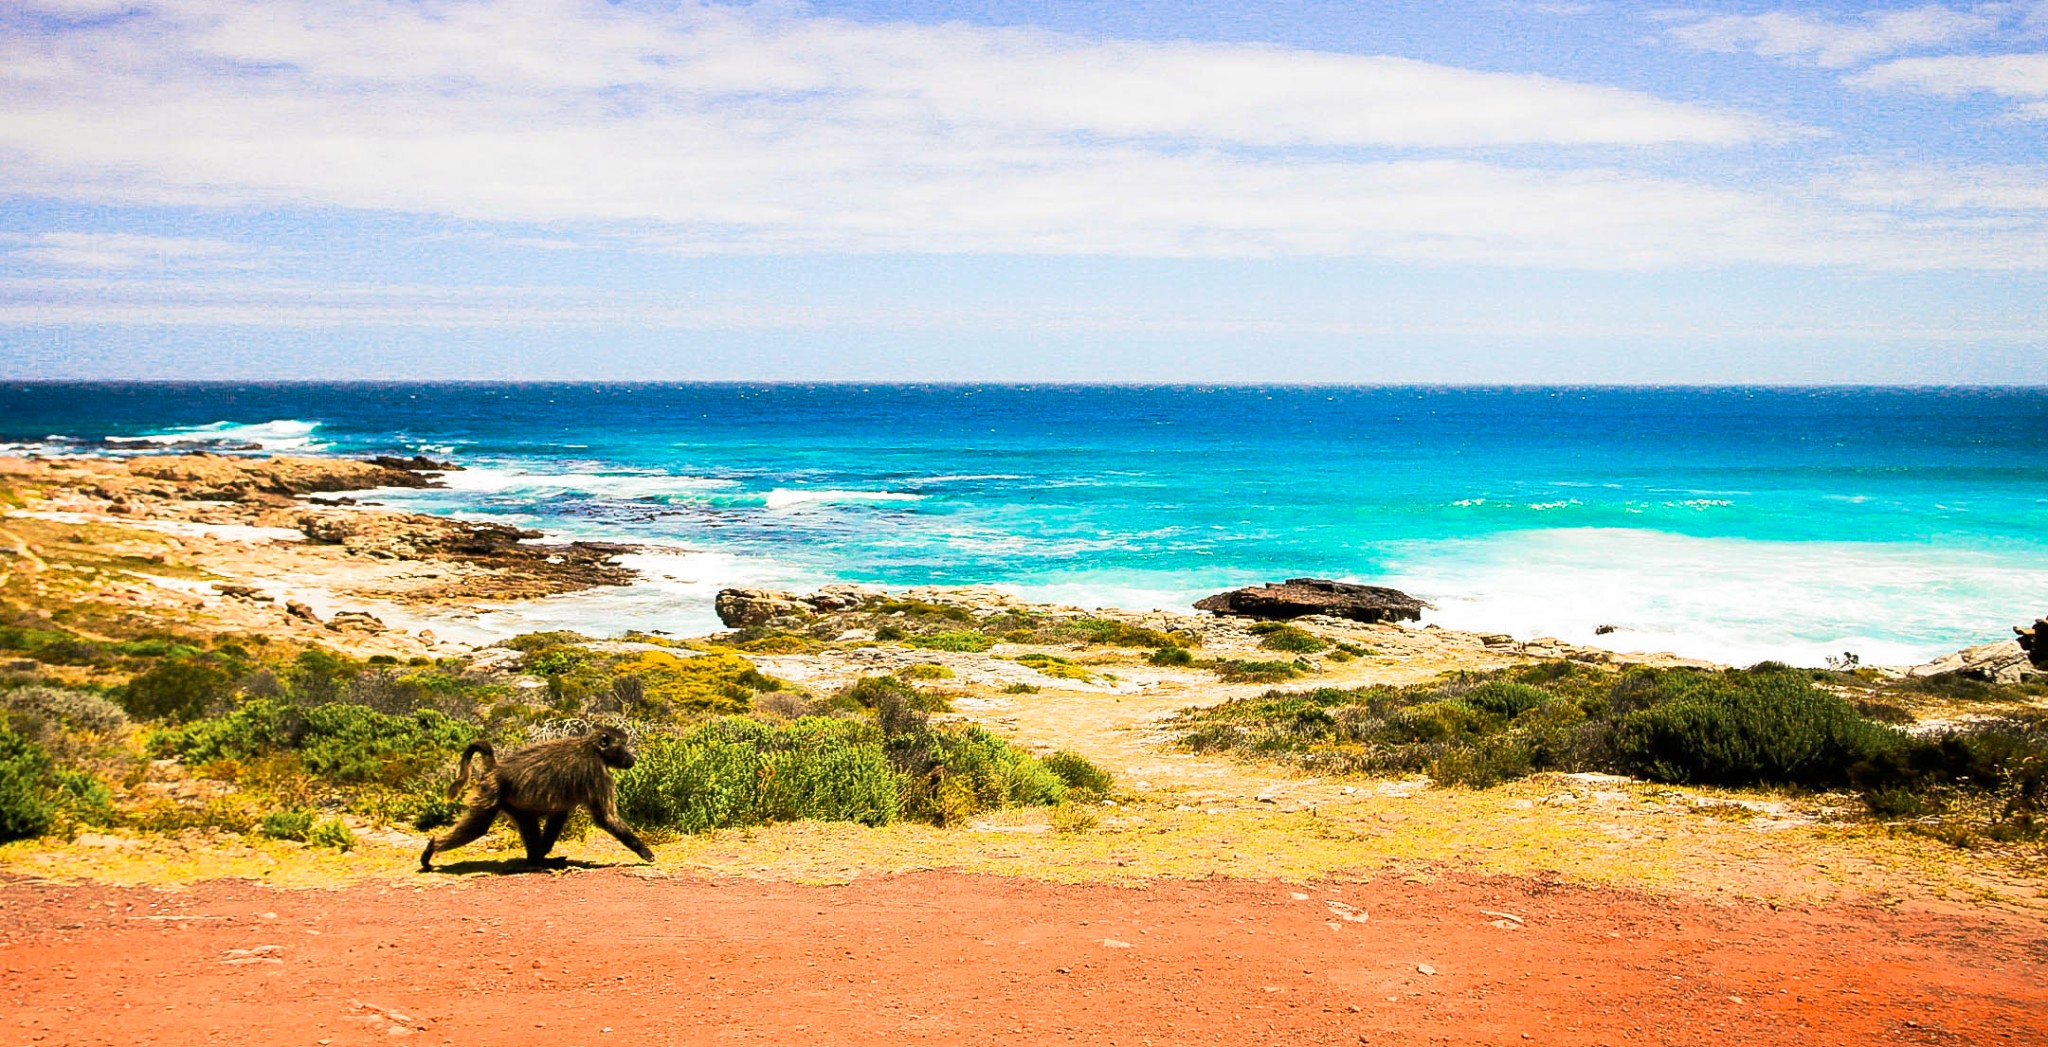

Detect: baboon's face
592,728,635,770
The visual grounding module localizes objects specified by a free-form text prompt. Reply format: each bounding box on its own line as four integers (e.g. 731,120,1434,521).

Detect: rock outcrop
715,588,816,628
294,509,634,599
126,454,439,500
714,584,883,628
1905,639,2039,685
1194,578,1425,624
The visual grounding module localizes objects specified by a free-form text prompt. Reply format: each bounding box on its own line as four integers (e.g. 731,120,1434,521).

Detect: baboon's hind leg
535,812,569,862
421,804,498,870
507,808,555,864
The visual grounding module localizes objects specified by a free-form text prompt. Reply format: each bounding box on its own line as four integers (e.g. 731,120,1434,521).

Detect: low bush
841,675,950,713
307,817,355,852
119,658,236,723
1252,623,1328,654
260,807,315,841
1042,750,1113,794
150,699,478,787
616,717,900,834
2,685,130,736
1213,659,1306,683
904,631,997,653
1148,646,1194,666
534,647,794,717
1612,669,1903,788
0,725,54,841
1173,662,2039,825
1013,653,1094,681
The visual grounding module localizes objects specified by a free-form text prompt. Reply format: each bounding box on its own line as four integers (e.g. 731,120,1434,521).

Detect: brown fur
420,725,654,870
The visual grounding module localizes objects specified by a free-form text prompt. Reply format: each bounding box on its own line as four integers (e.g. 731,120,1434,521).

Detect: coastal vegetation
0,613,1105,847
1178,661,2048,846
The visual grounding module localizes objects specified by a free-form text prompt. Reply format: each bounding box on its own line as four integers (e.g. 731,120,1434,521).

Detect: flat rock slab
1195,578,1426,623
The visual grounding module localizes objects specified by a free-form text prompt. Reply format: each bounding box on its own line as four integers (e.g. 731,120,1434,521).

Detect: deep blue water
4,382,2044,664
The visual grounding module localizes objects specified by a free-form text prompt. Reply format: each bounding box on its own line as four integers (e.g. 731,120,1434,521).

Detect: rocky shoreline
2,450,2041,686
0,453,637,660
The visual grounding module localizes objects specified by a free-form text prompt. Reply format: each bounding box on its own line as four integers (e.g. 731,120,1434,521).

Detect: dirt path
5,868,2043,1046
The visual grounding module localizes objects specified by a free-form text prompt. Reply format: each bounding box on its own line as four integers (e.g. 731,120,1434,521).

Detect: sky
1,0,2045,382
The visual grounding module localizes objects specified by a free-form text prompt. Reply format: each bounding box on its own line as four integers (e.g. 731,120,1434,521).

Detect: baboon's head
589,725,636,770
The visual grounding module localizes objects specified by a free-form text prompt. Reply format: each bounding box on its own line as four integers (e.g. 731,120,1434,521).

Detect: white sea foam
907,474,1028,484
429,466,739,501
763,488,924,510
426,547,826,642
1375,528,2048,668
106,419,327,452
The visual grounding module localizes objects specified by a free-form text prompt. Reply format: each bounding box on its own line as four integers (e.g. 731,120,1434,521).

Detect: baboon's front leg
590,802,655,862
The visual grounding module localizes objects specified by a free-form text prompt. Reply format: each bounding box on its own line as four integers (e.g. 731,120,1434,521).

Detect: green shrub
901,663,954,680
1148,646,1194,666
1214,659,1305,683
284,649,359,706
500,631,592,651
842,675,950,713
875,600,974,623
2,685,130,735
925,727,1065,811
150,699,478,786
260,808,315,842
904,631,997,653
119,659,234,723
1255,625,1329,654
524,644,590,677
1613,670,1903,788
49,770,114,829
1064,619,1186,649
617,717,900,834
1042,750,1113,794
0,725,54,842
1176,663,1944,801
1457,681,1551,720
307,817,354,852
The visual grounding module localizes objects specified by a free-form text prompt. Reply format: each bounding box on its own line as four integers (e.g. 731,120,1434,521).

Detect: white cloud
1669,5,1997,67
5,232,268,270
1818,163,2048,210
1850,52,2048,116
0,0,1804,267
0,1,2038,270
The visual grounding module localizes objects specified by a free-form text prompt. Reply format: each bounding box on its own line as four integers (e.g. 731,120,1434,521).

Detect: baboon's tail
448,741,497,800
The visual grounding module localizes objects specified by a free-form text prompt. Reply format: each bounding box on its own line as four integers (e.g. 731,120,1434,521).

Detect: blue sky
2,0,2045,381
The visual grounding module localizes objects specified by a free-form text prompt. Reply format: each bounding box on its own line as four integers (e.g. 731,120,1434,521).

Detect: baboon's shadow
422,857,610,875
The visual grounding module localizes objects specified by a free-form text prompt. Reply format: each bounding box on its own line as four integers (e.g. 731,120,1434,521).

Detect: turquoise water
4,383,2044,665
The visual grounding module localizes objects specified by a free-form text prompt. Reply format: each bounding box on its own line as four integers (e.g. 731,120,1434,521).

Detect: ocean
3,382,2044,667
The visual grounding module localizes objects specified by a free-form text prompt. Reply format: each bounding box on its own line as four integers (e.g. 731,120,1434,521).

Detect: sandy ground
6,868,2046,1047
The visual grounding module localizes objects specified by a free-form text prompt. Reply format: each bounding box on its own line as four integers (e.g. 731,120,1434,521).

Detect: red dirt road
4,868,2044,1047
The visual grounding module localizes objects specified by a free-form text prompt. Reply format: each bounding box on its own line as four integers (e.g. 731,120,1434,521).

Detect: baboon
420,725,656,870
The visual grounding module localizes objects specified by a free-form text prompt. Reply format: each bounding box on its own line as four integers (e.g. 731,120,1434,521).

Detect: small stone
1417,964,1436,976
1100,939,1132,949
1347,1005,1362,1013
